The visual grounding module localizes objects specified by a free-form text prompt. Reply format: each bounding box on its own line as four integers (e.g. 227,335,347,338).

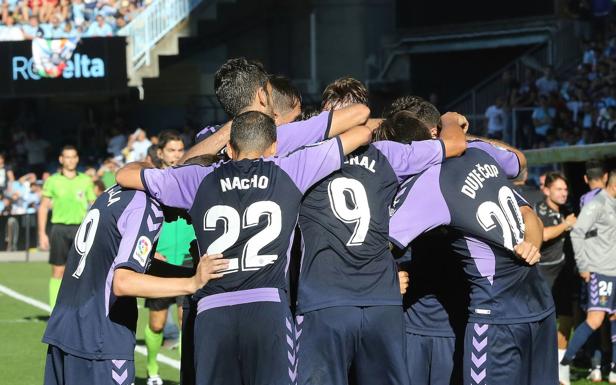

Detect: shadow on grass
23,315,49,322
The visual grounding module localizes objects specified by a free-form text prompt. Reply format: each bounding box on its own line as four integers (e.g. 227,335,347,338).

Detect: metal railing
119,0,204,72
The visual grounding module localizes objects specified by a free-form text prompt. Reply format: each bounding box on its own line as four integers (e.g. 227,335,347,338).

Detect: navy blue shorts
44,345,134,385
194,288,295,385
406,333,455,385
462,312,557,385
297,305,408,385
587,273,616,313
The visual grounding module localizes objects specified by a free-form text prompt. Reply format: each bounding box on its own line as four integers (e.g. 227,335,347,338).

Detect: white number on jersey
203,201,282,274
327,177,371,246
476,186,525,250
72,209,101,279
599,281,613,297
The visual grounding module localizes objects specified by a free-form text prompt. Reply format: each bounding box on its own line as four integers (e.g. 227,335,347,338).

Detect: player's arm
338,125,373,154
113,254,229,298
570,202,601,281
466,135,526,179
328,104,370,137
439,112,467,158
178,121,232,164
542,213,576,242
115,162,151,190
514,206,543,265
37,196,51,250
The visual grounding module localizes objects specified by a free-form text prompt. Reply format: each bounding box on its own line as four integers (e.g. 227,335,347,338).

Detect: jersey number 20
203,201,281,274
72,209,101,279
476,186,525,251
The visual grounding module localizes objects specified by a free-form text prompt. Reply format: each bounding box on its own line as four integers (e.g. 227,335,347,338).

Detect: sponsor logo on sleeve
133,236,152,267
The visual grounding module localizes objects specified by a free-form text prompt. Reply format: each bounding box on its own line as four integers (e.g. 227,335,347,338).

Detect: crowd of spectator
485,36,616,149
0,0,151,41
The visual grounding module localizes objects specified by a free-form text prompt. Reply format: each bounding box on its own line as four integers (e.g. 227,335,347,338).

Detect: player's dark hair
214,58,269,117
157,130,183,150
544,171,568,188
321,77,368,111
374,111,432,143
61,144,78,155
269,74,301,116
184,154,221,167
383,95,441,130
230,111,277,154
585,159,606,181
299,105,321,121
146,144,161,168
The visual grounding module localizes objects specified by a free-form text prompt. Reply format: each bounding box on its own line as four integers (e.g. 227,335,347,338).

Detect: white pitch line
0,283,181,370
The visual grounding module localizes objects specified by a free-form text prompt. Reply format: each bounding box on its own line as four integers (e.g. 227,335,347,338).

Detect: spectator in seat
536,66,559,96
484,96,507,139
532,95,557,140
0,14,24,41
21,15,42,39
86,14,113,37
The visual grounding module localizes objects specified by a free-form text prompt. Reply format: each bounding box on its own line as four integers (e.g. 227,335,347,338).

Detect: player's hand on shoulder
440,112,469,132
398,271,409,295
191,254,229,292
513,241,541,266
580,271,591,282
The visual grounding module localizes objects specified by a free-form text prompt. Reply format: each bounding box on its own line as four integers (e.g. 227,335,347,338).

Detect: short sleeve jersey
42,172,96,224
533,200,566,264
389,147,554,324
194,111,332,155
141,138,344,301
400,140,521,334
295,139,445,313
42,186,163,359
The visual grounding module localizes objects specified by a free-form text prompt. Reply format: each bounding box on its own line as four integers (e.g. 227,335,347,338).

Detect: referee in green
38,145,96,310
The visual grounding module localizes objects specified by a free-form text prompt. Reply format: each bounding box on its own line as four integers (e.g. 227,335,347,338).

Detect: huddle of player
42,57,558,385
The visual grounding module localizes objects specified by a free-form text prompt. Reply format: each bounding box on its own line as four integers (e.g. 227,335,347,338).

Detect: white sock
558,349,567,365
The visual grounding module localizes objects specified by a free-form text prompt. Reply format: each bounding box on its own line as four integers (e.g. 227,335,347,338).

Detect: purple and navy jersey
193,111,332,154
43,186,162,360
396,228,469,337
141,138,344,301
466,139,521,179
580,187,602,209
295,139,445,313
389,147,554,324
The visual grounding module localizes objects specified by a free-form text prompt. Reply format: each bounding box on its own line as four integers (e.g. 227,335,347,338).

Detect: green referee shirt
42,172,96,225
156,218,196,266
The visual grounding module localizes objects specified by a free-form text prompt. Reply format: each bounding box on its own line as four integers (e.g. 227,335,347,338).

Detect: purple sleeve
275,137,344,194
389,165,451,248
114,192,162,273
373,140,445,183
195,125,222,143
141,164,213,209
275,111,333,155
467,140,521,179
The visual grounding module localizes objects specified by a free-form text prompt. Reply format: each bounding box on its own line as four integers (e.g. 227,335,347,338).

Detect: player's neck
588,181,605,190
545,198,560,212
234,151,263,160
61,169,77,178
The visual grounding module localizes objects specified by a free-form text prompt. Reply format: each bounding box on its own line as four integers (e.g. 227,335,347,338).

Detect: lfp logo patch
133,236,152,267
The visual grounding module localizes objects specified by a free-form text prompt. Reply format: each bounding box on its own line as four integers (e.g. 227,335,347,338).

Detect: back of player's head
146,144,161,168
269,74,301,116
374,111,432,143
321,77,368,111
544,171,568,188
584,159,606,181
229,111,277,154
383,95,441,130
215,57,269,117
157,130,183,150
